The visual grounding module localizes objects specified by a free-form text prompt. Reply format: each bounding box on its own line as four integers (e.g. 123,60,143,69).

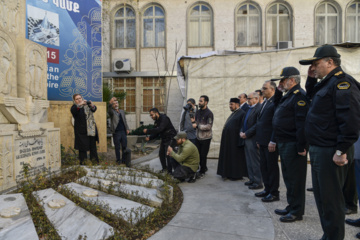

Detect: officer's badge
335,71,343,76
293,90,299,94
297,100,306,106
337,81,350,90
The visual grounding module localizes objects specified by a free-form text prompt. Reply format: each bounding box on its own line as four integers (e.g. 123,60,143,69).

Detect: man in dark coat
238,93,250,112
144,108,177,173
217,98,247,180
71,94,99,165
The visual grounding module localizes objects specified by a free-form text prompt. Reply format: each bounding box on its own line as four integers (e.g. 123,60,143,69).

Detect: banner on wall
26,0,102,101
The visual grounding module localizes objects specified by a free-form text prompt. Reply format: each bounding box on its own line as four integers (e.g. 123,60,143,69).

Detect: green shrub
129,124,155,135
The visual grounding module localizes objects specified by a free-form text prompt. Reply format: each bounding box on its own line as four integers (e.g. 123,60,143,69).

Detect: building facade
102,0,360,129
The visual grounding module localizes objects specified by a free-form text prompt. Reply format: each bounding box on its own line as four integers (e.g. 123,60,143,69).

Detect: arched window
114,6,136,48
346,2,360,42
143,5,165,47
236,3,261,46
315,2,340,45
188,3,213,47
266,3,292,47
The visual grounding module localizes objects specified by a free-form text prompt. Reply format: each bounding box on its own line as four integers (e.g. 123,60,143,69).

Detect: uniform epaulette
293,90,300,94
334,71,344,77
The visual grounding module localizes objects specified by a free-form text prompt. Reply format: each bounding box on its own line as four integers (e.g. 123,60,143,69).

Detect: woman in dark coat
71,94,99,165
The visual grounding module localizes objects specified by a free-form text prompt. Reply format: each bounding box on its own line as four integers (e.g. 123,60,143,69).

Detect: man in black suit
238,93,250,112
240,92,262,189
254,80,281,202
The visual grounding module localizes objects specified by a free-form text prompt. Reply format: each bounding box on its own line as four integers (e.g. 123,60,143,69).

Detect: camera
189,112,195,119
183,103,192,111
86,100,91,105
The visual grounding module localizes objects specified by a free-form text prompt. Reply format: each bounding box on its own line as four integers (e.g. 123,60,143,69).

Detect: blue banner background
26,0,102,101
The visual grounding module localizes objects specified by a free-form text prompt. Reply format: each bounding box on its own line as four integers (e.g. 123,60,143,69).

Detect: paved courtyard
136,155,360,240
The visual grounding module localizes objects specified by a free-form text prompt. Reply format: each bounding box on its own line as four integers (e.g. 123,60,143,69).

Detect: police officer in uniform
271,67,309,223
300,45,360,240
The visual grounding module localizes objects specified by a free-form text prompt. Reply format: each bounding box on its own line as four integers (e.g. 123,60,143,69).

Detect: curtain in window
249,16,260,45
114,7,135,48
143,6,165,47
266,16,276,46
188,4,212,47
115,19,124,48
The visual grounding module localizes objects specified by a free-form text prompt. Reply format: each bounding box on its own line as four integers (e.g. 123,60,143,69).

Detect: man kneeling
167,132,200,183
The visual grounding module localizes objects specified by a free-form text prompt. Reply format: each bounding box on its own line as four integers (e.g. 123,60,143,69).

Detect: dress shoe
255,190,268,198
275,208,289,216
345,208,358,215
345,218,360,227
245,180,254,186
307,187,313,192
262,194,279,202
356,232,360,239
248,183,263,190
279,213,303,223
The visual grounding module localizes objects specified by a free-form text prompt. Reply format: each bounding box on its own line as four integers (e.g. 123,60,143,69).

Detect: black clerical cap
299,45,341,65
230,98,240,104
271,67,300,81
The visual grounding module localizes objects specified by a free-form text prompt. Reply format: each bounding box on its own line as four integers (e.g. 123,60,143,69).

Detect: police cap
299,45,341,65
271,67,300,81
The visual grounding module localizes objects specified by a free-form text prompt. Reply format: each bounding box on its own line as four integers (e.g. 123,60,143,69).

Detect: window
114,6,136,48
142,77,165,112
346,2,360,42
266,3,292,46
112,78,136,112
143,5,165,47
236,3,261,46
188,3,213,47
315,2,340,45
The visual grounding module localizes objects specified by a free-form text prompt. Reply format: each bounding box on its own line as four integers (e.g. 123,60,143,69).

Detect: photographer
180,98,197,144
167,132,200,183
144,108,177,174
71,94,99,165
108,97,130,164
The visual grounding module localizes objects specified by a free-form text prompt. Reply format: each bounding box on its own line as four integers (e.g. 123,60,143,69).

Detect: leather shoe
275,209,289,216
307,187,313,192
279,213,303,223
245,180,254,186
262,194,279,202
255,190,268,198
248,183,263,190
356,232,360,239
345,208,358,215
345,218,360,227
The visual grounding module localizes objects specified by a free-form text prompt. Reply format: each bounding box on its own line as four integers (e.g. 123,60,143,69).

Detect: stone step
85,166,158,179
63,182,155,223
85,169,164,188
33,188,113,240
0,193,39,240
78,176,163,207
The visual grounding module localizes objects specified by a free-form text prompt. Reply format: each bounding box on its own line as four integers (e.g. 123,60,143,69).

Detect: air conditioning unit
276,41,292,49
113,58,131,72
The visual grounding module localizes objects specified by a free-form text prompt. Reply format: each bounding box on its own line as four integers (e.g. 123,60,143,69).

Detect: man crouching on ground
167,132,200,183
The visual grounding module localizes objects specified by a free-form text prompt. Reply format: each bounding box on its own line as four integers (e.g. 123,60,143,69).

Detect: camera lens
87,100,91,105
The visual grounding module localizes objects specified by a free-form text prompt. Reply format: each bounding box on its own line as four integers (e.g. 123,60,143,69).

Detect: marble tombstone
0,0,61,192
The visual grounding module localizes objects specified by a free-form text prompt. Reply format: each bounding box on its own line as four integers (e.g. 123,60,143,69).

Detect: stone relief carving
48,131,60,168
0,32,16,97
26,44,47,100
0,0,20,35
0,137,13,185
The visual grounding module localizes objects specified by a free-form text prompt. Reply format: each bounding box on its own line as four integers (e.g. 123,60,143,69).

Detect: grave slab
64,182,155,223
78,176,163,207
33,188,113,240
84,166,158,179
0,193,39,240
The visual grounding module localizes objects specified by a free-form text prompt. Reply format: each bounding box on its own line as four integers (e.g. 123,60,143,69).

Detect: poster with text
26,0,102,101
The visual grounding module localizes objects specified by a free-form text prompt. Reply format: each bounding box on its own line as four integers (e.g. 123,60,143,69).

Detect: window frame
187,2,214,47
266,2,293,47
315,2,341,45
109,77,136,113
345,1,360,42
113,5,136,49
142,77,166,113
235,3,262,47
142,4,166,48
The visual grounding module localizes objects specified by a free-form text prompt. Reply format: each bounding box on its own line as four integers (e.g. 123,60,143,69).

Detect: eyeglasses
247,97,253,100
261,87,268,90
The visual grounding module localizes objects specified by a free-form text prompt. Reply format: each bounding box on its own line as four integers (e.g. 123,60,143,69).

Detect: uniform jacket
272,84,309,152
108,103,129,133
170,139,200,172
195,107,213,140
147,114,177,142
305,67,360,153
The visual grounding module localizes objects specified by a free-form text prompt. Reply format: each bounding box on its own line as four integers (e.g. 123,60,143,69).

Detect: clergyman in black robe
217,98,247,180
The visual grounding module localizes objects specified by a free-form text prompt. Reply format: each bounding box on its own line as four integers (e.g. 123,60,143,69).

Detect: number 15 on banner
47,48,59,64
